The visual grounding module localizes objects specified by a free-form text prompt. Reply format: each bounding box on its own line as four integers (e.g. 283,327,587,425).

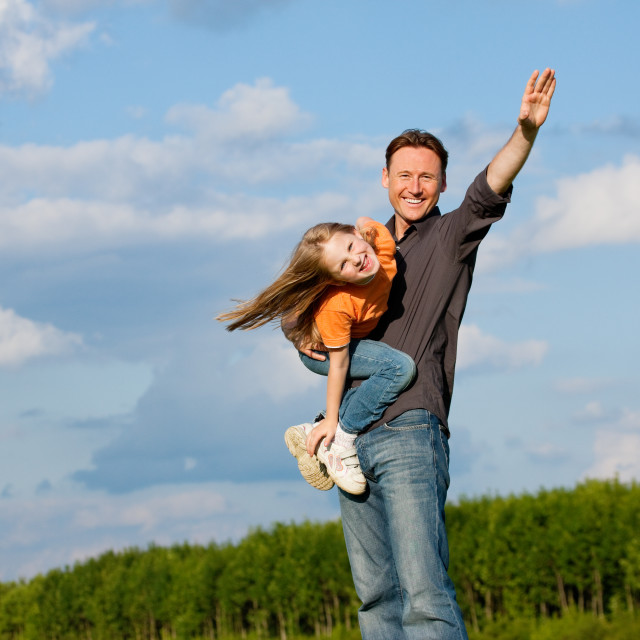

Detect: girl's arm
305,345,349,455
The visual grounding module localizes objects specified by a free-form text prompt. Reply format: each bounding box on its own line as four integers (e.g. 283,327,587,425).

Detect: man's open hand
518,68,556,133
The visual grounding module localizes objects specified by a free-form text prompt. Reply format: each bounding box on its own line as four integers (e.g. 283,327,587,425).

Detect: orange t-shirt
314,220,396,349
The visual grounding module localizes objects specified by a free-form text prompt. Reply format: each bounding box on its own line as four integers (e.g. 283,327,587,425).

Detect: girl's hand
306,419,337,456
355,216,375,232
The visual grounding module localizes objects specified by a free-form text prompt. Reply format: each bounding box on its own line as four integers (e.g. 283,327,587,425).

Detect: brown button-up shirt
360,168,511,434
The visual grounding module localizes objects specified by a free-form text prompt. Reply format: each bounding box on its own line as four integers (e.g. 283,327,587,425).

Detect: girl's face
322,230,380,285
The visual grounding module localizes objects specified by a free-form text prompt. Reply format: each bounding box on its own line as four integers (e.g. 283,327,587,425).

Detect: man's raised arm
486,68,556,195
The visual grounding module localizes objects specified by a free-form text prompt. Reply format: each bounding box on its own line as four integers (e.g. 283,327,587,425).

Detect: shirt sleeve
315,294,353,349
438,167,512,263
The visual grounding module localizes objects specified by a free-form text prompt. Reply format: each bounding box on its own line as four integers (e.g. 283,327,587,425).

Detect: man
288,68,556,639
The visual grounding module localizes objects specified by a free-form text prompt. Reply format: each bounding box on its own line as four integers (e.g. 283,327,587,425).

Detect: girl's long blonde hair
217,221,377,347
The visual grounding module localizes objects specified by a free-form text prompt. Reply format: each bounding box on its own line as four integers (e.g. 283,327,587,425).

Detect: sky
0,0,639,581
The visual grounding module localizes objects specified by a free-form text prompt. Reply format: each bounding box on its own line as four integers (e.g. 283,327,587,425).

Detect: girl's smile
323,230,380,285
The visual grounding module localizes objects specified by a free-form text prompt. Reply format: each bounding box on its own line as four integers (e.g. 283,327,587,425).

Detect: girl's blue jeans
298,339,416,435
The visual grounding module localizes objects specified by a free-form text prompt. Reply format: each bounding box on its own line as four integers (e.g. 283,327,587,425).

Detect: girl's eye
340,261,346,271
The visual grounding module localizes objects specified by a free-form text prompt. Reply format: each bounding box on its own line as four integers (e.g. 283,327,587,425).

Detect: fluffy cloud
0,480,339,580
224,334,322,401
0,78,383,253
166,78,312,141
0,0,94,95
0,306,82,366
480,155,640,270
528,155,640,252
70,327,328,494
583,409,640,483
554,377,614,394
572,401,608,424
0,192,358,253
457,324,548,373
525,442,569,463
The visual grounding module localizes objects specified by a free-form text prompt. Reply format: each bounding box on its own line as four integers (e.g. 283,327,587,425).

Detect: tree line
1,478,639,640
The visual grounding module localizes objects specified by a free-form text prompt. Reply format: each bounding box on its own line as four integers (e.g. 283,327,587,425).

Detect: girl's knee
398,353,417,385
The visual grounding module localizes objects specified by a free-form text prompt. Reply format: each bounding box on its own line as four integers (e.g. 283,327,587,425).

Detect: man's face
382,146,447,239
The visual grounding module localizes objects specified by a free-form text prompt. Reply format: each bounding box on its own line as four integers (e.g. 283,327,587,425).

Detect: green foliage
1,479,640,639
469,611,640,640
447,478,640,628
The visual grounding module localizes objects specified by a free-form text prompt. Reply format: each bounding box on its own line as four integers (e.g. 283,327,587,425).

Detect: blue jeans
339,409,468,640
299,339,416,435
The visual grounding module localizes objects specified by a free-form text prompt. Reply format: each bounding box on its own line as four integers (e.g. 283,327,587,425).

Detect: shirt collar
386,206,442,243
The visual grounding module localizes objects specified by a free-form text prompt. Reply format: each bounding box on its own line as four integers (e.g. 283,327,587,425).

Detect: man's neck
394,216,411,240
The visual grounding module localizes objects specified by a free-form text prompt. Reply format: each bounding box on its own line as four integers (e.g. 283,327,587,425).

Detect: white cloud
0,135,192,202
583,409,640,483
572,401,608,423
0,132,377,202
0,0,95,96
73,486,228,532
525,442,568,462
554,377,614,394
457,324,548,373
166,77,312,141
226,334,322,402
480,155,640,271
0,78,384,253
0,191,354,251
528,155,640,252
0,480,339,580
0,306,82,366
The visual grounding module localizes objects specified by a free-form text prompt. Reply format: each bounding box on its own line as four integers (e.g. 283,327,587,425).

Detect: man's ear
441,172,447,193
381,166,389,189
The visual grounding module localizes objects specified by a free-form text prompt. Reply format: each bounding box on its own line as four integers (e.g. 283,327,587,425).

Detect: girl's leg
299,339,416,435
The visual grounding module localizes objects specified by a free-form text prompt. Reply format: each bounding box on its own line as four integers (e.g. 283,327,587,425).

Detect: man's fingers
524,69,539,96
536,68,555,95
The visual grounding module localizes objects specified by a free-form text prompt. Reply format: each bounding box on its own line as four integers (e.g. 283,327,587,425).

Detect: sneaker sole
284,426,334,491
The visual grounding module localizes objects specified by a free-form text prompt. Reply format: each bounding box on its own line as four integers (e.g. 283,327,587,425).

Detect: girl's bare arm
306,345,349,454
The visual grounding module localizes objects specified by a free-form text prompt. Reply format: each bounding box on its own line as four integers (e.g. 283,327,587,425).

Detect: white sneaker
316,440,366,495
284,423,334,491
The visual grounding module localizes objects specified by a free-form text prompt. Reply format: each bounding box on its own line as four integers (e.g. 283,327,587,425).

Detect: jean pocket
384,421,432,432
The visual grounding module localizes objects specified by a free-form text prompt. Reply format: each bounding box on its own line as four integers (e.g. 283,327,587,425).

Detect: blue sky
1,0,639,580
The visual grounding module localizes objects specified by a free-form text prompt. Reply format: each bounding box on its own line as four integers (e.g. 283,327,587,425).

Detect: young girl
218,217,416,494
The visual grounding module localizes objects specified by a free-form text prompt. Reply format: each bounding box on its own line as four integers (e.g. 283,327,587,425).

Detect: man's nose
408,177,422,193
